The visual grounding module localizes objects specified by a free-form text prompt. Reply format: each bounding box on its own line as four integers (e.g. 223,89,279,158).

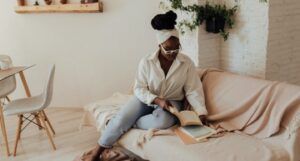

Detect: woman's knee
152,109,178,129
109,96,150,130
111,111,139,131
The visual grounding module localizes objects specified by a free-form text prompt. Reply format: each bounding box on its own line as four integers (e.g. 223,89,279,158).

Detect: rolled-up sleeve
133,58,157,106
184,61,208,116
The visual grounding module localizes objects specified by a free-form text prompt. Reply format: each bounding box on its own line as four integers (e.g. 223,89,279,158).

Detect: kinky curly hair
151,10,177,30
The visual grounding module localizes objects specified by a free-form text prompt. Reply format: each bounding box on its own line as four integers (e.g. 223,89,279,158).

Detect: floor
0,108,99,161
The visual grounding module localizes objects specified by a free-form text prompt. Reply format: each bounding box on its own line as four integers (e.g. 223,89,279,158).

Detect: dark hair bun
151,10,177,30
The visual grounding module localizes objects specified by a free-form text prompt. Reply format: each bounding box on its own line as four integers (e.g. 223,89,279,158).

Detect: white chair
3,64,56,156
0,55,15,103
0,55,16,156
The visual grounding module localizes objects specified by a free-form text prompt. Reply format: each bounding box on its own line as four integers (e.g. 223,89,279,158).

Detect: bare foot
80,154,99,161
80,145,104,161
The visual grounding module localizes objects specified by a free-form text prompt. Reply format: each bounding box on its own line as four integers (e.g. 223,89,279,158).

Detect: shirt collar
147,49,186,63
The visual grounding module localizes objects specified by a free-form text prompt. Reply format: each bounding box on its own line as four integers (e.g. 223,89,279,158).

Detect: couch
80,68,300,161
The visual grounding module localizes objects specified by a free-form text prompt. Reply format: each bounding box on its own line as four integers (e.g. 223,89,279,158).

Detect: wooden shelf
15,2,103,13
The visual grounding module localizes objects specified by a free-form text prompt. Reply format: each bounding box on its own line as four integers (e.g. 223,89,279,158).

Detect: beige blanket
80,68,300,161
199,69,300,139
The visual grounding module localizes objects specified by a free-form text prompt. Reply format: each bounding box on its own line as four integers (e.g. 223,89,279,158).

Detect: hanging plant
163,0,237,41
204,4,237,35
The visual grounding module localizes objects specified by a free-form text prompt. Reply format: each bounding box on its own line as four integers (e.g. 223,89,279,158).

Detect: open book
179,125,216,141
174,125,216,144
168,106,203,126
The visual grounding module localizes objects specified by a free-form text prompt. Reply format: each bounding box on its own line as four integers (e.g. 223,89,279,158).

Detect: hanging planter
164,1,237,41
205,18,216,33
206,16,225,33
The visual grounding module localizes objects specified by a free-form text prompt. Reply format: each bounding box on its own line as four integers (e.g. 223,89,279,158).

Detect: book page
179,125,216,141
168,106,202,126
180,111,201,123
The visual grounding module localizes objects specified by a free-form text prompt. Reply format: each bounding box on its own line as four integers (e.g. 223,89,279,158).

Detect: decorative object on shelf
15,2,103,13
160,0,237,41
44,0,52,5
17,0,26,6
81,0,98,4
60,0,68,4
34,1,39,6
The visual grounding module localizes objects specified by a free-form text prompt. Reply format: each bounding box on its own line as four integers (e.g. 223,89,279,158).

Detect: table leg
19,71,32,97
19,71,42,130
0,104,10,156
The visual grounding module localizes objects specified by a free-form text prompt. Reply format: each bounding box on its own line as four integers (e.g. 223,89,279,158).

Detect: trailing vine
161,0,238,41
161,0,268,40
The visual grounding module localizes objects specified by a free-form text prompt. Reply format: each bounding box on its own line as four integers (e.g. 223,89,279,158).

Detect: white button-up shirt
133,50,208,116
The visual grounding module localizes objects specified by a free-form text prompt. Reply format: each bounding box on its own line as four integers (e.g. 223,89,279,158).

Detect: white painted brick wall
220,0,269,78
180,0,222,68
160,0,300,85
197,0,221,68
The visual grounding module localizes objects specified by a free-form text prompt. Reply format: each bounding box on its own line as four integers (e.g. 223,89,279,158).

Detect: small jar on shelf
60,0,68,4
44,0,52,5
17,0,26,6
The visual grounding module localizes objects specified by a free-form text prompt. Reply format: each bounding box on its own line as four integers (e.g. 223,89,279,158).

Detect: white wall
197,0,221,69
220,0,269,78
0,0,201,108
0,0,161,107
2,0,298,108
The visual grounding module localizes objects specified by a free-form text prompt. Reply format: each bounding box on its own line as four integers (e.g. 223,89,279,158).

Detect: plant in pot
162,0,238,41
204,3,237,35
60,0,68,4
203,3,220,33
17,0,26,6
44,0,52,5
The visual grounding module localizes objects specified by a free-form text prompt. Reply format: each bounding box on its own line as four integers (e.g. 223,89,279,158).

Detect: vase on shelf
17,0,26,6
44,0,52,5
81,0,98,4
60,0,67,4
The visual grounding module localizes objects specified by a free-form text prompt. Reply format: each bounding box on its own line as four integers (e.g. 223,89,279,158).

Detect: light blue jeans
98,96,184,148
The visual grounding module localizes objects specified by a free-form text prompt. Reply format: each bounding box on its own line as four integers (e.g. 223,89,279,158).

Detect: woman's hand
199,115,207,125
153,97,172,110
183,97,191,110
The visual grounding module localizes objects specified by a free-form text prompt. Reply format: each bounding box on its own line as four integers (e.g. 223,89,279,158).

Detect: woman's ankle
94,144,106,156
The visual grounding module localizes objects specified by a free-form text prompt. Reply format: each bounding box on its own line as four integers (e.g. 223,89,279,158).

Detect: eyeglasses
160,45,181,55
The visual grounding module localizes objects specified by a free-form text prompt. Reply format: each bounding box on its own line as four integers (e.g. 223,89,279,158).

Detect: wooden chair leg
39,112,56,150
5,96,11,102
34,113,43,130
0,106,10,156
42,110,55,135
13,115,23,156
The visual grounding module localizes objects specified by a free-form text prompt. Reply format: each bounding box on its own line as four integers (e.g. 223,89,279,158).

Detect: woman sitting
81,10,208,161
